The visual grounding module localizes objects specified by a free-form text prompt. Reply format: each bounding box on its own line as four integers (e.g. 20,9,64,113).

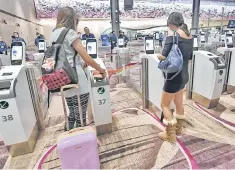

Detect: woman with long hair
51,7,106,130
158,12,193,143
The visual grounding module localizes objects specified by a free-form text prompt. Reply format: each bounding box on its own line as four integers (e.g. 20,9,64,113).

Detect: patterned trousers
65,93,89,130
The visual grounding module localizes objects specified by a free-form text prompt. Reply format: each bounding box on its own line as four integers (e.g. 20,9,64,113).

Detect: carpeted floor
0,140,8,169
3,86,235,169
2,46,235,169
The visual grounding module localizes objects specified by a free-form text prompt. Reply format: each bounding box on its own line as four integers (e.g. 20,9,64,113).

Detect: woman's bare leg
173,89,184,115
173,89,185,135
158,91,177,143
161,91,175,120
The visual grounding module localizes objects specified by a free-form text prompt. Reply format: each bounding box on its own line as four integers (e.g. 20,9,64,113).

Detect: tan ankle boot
158,118,177,143
173,113,185,136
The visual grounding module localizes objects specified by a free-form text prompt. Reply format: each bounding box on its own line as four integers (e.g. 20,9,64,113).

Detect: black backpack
41,28,78,93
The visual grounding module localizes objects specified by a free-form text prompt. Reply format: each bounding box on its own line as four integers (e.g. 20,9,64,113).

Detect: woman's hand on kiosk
94,69,107,79
99,68,107,79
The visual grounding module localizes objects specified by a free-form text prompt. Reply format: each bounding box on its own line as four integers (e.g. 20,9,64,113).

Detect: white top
50,27,89,96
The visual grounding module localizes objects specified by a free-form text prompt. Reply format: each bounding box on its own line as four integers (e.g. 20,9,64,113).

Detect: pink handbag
42,69,71,90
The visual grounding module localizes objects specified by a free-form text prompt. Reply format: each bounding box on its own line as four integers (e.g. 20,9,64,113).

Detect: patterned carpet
181,103,235,169
2,85,235,169
1,45,235,169
0,140,8,169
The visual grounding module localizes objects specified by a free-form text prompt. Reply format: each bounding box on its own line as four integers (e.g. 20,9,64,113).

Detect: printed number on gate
2,115,14,122
98,99,106,105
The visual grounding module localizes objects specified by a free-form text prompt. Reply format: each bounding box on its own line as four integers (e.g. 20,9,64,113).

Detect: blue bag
158,32,183,80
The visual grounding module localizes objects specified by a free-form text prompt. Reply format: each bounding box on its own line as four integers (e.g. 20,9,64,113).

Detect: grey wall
0,0,43,46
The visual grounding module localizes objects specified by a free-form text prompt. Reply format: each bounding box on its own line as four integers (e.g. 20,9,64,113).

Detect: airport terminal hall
1,0,235,169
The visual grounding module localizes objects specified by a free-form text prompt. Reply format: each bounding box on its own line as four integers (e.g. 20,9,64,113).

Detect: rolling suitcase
57,127,100,169
58,84,100,169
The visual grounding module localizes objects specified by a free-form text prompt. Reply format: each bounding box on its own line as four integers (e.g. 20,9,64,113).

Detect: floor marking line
141,109,199,170
194,102,235,128
36,107,199,170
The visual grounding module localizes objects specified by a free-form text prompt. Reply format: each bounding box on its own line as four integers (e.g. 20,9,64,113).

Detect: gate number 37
98,99,106,105
2,115,14,122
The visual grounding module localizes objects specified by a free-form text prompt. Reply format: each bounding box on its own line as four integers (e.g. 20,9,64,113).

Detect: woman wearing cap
158,12,193,143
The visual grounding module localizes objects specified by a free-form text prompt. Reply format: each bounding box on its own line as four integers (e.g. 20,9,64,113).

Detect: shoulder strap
73,52,78,66
173,31,179,45
55,28,70,44
164,67,181,81
73,52,78,75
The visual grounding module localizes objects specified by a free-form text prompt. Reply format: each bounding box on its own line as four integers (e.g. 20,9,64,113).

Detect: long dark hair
55,7,79,31
180,23,190,36
167,12,190,36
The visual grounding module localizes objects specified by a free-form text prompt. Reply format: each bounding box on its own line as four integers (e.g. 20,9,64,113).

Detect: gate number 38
98,99,106,105
2,115,14,122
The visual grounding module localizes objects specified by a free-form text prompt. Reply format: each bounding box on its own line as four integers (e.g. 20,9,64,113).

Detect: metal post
123,50,128,83
223,50,232,93
191,0,200,34
187,0,200,99
141,58,149,109
221,7,225,33
0,59,2,69
127,49,131,81
26,67,45,131
207,10,211,42
110,0,120,34
116,50,121,83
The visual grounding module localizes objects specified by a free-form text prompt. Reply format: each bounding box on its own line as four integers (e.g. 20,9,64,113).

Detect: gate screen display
39,42,45,51
11,46,23,60
118,38,124,46
145,39,154,51
87,42,97,55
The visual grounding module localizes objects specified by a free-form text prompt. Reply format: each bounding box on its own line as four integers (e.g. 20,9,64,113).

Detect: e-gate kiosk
118,37,125,48
0,41,45,157
190,51,226,108
144,36,155,54
0,65,40,157
141,54,175,117
221,34,226,47
86,38,112,135
82,38,87,48
38,39,46,53
154,32,160,40
154,32,160,47
200,32,206,43
86,38,98,58
226,33,234,48
10,41,26,65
